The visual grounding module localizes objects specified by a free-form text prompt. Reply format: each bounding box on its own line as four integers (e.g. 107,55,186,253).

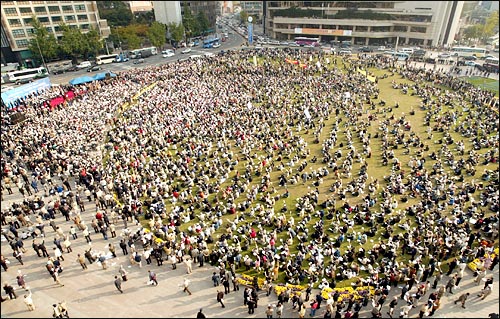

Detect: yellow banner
357,68,376,82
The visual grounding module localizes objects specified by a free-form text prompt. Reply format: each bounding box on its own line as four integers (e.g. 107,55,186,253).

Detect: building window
16,39,30,47
19,7,33,15
48,6,60,13
23,18,33,25
8,19,22,26
46,27,54,33
410,26,427,33
62,5,73,12
81,24,90,30
35,6,47,13
52,16,62,23
355,26,368,32
26,28,35,35
54,26,61,32
74,4,86,11
38,17,50,23
394,26,407,32
12,29,26,38
3,7,17,15
65,15,76,22
77,14,88,21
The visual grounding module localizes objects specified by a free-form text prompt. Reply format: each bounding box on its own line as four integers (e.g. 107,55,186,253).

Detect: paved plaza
1,182,498,318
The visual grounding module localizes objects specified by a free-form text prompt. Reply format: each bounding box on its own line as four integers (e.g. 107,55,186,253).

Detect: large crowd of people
1,47,498,318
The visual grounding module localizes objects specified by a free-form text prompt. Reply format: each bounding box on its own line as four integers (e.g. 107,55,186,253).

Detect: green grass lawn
114,53,499,290
463,76,499,97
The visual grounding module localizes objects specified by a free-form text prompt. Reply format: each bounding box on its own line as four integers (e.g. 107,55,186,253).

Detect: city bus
7,66,48,84
450,46,488,58
96,54,118,65
142,46,158,55
294,37,320,47
203,37,220,48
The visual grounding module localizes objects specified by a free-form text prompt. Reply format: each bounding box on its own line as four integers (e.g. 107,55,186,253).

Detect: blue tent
69,75,95,85
69,72,116,85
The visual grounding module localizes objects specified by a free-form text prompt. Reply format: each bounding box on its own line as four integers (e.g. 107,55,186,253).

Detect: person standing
148,270,158,286
217,290,225,308
16,274,27,289
184,256,193,274
182,278,192,295
119,265,128,281
275,302,283,318
446,274,457,294
114,276,123,293
0,254,8,272
108,243,117,258
475,268,487,285
120,239,128,255
196,309,206,318
454,292,469,308
446,258,458,276
265,304,274,318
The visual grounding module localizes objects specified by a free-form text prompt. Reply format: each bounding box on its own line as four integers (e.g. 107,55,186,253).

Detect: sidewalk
1,184,498,319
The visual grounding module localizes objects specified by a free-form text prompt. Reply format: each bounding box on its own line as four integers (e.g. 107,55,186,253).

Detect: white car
162,50,175,58
212,43,221,48
464,61,479,66
181,48,192,54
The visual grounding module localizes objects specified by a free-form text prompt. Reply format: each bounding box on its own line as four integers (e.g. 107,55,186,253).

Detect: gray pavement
1,182,498,318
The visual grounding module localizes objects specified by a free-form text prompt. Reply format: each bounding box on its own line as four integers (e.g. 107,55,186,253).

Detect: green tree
182,6,195,40
147,21,166,49
240,11,249,24
167,22,185,44
482,10,499,41
196,11,210,35
97,1,134,27
463,25,483,43
27,16,59,64
82,27,103,60
59,23,86,63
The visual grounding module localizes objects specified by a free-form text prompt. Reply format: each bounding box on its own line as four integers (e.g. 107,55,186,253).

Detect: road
47,31,245,86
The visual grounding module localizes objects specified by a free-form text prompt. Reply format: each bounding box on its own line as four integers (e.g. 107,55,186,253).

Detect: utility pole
35,36,47,71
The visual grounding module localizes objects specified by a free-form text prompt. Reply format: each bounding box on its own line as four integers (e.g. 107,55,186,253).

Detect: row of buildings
1,1,497,66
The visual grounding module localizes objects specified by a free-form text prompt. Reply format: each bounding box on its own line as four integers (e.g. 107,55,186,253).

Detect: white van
401,48,414,54
339,50,352,56
76,61,92,69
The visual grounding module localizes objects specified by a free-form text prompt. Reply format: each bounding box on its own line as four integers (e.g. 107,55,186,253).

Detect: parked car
463,55,477,61
212,43,221,48
464,61,479,66
438,53,451,59
358,46,373,52
133,58,145,64
181,48,192,54
76,61,92,69
66,65,79,72
86,64,102,72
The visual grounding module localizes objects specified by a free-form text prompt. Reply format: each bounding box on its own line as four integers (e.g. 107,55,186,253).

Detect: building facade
127,1,153,13
265,1,464,47
181,1,218,32
240,1,264,20
1,0,110,65
152,1,182,25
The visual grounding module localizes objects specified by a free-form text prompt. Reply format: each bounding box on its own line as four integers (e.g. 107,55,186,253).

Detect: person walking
120,239,128,255
446,274,457,294
184,256,193,274
475,268,487,285
148,270,158,286
3,283,17,299
114,276,123,293
212,271,220,286
16,274,27,289
23,289,35,311
52,303,62,318
478,283,493,300
182,277,192,295
265,304,274,318
217,290,225,308
77,254,87,270
454,292,469,308
387,296,398,318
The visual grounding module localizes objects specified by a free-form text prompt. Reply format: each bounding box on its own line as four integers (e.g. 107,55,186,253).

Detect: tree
82,27,103,60
27,16,59,64
182,6,195,40
240,11,249,25
147,21,166,49
97,1,134,27
167,22,185,44
463,25,483,43
59,23,86,63
112,26,141,50
196,11,210,35
482,10,499,41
